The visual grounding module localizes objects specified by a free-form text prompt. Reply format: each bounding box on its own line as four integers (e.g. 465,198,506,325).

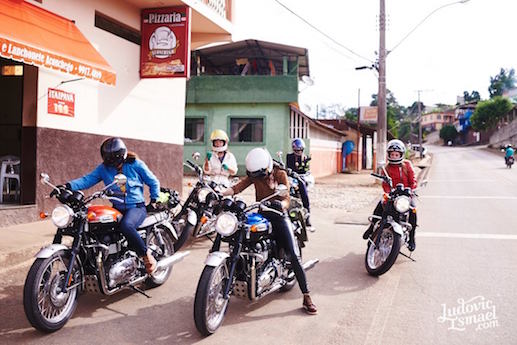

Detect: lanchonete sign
0,37,116,86
140,6,191,78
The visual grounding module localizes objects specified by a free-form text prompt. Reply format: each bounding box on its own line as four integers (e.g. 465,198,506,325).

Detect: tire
194,264,229,336
146,226,175,288
23,250,81,333
173,213,195,251
280,240,303,292
364,225,401,276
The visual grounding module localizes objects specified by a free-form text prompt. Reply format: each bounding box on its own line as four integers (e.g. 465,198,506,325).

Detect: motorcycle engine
108,255,138,288
256,258,283,295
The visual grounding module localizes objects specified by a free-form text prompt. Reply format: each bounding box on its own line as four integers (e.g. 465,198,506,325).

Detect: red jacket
382,160,417,193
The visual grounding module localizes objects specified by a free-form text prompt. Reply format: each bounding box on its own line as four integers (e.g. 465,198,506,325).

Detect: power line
272,0,374,64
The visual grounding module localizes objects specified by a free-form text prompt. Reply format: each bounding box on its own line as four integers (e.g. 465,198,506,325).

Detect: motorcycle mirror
377,161,386,169
420,180,428,188
276,184,288,196
276,151,283,158
192,152,201,161
114,174,127,187
40,173,50,184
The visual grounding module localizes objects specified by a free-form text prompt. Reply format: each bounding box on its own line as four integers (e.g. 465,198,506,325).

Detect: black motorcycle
365,169,416,276
193,185,318,336
23,173,189,332
173,158,222,251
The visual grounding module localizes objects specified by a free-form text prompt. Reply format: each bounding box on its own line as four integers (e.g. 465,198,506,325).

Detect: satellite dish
301,75,314,86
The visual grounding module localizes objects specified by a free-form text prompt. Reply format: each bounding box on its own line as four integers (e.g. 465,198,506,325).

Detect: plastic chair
0,155,20,203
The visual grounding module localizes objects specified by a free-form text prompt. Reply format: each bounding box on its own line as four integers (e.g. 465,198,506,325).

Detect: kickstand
131,285,151,298
399,251,416,262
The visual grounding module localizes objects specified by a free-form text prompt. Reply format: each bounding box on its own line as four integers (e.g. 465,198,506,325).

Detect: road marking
418,232,517,240
428,179,496,182
420,195,517,200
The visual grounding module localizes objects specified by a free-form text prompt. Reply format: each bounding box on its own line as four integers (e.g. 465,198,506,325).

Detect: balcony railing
203,0,231,21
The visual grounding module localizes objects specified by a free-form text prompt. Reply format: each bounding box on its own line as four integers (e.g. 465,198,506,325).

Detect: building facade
421,110,455,132
0,0,233,226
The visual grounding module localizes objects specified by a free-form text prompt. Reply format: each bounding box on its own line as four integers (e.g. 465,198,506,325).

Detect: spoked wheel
23,250,81,333
146,226,175,288
194,263,229,336
365,226,401,276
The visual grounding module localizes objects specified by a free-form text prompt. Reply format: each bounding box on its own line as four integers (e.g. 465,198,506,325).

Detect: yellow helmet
210,129,229,152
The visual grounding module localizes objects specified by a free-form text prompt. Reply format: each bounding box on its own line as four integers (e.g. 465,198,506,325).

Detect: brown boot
142,250,157,275
303,294,317,315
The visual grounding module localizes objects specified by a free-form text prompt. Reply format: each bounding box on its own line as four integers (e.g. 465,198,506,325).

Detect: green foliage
463,90,481,102
471,96,513,131
344,107,358,121
488,68,515,98
439,125,458,143
397,121,413,142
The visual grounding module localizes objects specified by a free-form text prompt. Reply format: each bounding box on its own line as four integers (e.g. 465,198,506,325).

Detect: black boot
408,229,416,251
362,224,374,240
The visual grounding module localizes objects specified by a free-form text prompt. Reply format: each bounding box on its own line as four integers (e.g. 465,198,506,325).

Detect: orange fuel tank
87,205,122,224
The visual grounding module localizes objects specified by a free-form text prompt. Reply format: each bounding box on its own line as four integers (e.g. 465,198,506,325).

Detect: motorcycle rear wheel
365,226,401,276
194,263,229,336
280,240,303,292
173,212,195,251
23,250,81,333
146,226,175,288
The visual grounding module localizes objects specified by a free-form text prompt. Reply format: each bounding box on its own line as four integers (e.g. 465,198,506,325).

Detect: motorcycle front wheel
365,225,401,276
193,263,229,336
23,250,81,333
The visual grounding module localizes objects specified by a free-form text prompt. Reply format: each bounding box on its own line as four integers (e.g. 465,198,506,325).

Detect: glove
222,163,229,171
206,151,212,160
50,183,70,197
156,191,169,204
264,200,284,211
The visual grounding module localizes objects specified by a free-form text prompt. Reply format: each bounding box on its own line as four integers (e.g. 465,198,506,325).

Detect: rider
223,147,318,315
203,129,238,186
61,137,160,274
362,139,418,251
504,144,514,165
286,138,313,228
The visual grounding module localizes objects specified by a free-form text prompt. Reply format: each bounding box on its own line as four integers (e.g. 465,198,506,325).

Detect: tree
369,89,405,137
344,107,358,121
463,90,481,102
488,68,515,98
439,125,458,144
397,120,413,142
471,96,513,131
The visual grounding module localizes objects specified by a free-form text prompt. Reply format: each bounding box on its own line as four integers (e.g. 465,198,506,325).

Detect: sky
233,0,517,115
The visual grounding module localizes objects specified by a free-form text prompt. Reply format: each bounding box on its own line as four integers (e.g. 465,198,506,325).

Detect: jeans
297,177,310,213
117,205,147,256
261,211,309,294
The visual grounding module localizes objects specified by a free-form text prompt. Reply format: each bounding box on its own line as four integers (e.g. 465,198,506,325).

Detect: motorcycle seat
138,211,168,229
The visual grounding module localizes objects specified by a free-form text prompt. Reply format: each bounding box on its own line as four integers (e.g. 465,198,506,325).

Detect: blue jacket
505,147,514,157
69,160,160,209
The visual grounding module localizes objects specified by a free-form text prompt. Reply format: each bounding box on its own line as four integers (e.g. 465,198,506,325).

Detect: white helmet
245,148,273,178
387,139,406,164
210,129,229,152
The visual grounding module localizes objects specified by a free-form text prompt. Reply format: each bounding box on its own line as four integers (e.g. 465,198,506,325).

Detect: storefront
0,0,233,226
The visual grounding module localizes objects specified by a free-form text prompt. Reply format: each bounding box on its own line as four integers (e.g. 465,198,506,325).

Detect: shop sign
140,6,191,78
48,88,75,117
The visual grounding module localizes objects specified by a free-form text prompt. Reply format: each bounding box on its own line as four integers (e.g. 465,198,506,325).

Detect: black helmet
101,137,127,167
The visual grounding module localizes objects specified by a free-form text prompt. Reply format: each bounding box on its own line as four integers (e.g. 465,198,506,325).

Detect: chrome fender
387,219,404,236
35,244,69,259
187,209,197,226
159,220,179,241
204,251,229,267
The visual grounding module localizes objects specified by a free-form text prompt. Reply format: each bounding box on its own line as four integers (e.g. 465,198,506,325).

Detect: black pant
261,211,309,294
370,201,417,233
297,178,310,212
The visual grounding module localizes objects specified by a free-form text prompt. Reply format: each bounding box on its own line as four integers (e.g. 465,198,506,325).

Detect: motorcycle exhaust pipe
155,251,190,271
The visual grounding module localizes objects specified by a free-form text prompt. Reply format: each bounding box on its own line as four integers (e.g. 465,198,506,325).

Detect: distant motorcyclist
203,129,238,186
286,138,313,228
504,144,514,165
363,139,418,251
223,148,317,315
63,137,160,274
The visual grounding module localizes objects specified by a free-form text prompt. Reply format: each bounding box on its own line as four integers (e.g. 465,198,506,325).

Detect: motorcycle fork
62,222,84,292
223,231,244,299
210,234,222,253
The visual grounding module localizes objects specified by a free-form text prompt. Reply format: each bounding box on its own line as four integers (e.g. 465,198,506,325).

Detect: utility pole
377,0,387,166
418,90,423,158
357,88,361,171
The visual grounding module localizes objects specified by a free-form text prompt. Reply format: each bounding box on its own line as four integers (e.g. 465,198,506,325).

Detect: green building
183,40,310,174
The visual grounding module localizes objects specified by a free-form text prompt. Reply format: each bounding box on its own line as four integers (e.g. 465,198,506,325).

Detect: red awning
0,0,116,85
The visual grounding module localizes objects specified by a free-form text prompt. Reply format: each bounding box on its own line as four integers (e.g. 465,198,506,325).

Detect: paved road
0,145,515,344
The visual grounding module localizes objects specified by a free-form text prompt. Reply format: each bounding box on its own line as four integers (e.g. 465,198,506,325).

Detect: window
95,11,141,45
437,114,442,120
184,118,205,144
230,118,264,143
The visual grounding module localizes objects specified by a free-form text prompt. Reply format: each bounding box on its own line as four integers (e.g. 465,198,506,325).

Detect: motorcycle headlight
215,212,238,237
197,188,211,203
394,196,411,213
51,205,74,228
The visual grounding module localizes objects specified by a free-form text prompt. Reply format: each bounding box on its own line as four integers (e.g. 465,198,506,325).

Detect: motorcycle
23,173,189,333
507,156,515,168
173,155,223,251
193,185,319,336
364,167,417,276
